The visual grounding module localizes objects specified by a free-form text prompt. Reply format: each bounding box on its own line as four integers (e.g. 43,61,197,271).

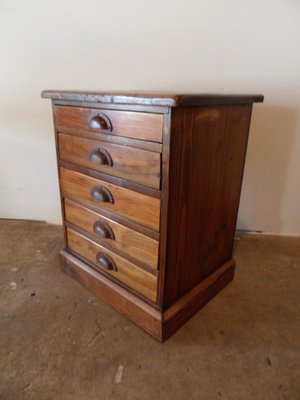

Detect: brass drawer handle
89,147,113,166
88,113,112,131
93,221,115,240
96,252,117,271
91,185,114,204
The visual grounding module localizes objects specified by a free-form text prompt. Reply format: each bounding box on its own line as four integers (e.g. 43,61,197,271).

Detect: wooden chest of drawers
42,91,263,341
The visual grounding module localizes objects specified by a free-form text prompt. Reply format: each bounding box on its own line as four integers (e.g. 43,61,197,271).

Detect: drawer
60,167,160,231
58,133,161,189
67,228,158,302
55,106,163,143
64,199,159,269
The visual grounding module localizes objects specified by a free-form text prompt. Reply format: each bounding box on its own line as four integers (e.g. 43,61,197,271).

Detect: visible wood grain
49,101,70,248
55,106,163,142
60,249,234,341
60,167,161,231
42,90,264,106
42,91,263,341
162,259,235,341
53,100,168,114
62,196,159,241
57,126,162,152
64,199,159,269
157,111,171,305
66,228,158,302
59,160,161,199
60,250,162,339
67,248,159,307
58,133,161,189
66,222,158,276
163,104,253,307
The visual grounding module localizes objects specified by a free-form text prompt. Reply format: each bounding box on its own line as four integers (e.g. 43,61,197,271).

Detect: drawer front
60,167,160,231
58,133,161,189
64,199,159,269
55,106,163,143
67,228,158,302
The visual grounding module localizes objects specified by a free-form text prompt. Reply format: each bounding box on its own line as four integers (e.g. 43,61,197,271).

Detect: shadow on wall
237,105,299,233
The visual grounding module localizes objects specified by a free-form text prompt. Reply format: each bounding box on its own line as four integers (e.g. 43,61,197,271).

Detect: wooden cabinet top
41,90,264,107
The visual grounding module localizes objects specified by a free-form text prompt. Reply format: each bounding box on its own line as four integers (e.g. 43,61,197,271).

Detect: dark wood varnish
58,133,161,189
60,167,161,231
59,159,161,199
43,90,263,341
163,105,253,307
42,90,264,107
162,259,235,341
64,199,159,269
57,126,163,152
60,250,162,338
67,228,158,302
55,105,163,142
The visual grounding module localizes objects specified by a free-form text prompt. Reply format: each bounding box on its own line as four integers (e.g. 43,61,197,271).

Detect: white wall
0,0,299,234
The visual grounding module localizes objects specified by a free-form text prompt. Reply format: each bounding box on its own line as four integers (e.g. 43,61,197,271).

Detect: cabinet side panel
163,104,252,307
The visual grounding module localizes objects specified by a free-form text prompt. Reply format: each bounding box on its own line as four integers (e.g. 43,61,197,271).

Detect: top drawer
55,106,163,143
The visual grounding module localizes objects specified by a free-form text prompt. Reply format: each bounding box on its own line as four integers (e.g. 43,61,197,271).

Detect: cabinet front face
53,102,165,308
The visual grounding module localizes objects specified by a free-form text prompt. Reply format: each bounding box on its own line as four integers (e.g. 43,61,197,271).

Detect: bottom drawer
66,228,158,302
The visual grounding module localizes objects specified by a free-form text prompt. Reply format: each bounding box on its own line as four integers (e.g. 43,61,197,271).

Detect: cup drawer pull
96,252,117,271
91,185,114,204
88,113,112,131
93,221,115,240
89,147,113,166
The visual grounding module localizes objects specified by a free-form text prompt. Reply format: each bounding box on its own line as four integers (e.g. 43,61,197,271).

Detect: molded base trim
60,250,162,339
162,259,235,341
60,250,234,342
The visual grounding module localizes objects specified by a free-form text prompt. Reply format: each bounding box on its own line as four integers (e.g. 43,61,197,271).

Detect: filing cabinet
42,90,263,341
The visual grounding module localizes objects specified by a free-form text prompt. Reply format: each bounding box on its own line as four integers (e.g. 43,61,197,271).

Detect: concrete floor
0,220,299,400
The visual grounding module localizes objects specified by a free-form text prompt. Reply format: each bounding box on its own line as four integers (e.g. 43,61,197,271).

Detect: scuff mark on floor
23,383,32,391
9,282,17,289
113,365,124,384
87,318,103,346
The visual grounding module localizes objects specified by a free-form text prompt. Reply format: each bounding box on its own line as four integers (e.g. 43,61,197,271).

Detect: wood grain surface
162,259,235,341
162,104,253,307
42,90,263,340
60,167,161,231
64,199,159,269
42,90,264,107
57,127,162,153
60,250,162,338
58,133,161,189
66,228,158,302
55,106,163,142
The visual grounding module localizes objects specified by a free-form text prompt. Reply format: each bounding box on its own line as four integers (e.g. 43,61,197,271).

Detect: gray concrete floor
0,220,299,400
